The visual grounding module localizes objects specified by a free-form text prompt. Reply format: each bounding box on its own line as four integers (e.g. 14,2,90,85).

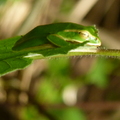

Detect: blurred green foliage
60,0,76,13
0,0,20,4
86,58,117,88
21,105,49,120
50,108,87,120
0,0,7,4
36,58,72,104
19,56,120,119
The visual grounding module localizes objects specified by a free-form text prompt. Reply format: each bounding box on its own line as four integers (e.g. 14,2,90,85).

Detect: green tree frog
12,23,101,52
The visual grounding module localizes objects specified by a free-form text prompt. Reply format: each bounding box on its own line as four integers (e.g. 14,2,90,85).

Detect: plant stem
46,48,120,59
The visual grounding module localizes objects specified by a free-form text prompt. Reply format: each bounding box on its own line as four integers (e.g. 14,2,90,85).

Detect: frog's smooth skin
12,23,101,51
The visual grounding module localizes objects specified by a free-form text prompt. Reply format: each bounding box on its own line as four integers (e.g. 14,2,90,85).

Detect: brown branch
48,102,120,111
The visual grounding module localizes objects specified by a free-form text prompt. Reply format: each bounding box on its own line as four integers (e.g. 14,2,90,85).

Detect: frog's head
58,25,101,47
80,25,101,46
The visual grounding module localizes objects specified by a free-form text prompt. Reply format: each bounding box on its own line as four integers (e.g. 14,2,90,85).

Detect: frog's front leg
47,34,71,47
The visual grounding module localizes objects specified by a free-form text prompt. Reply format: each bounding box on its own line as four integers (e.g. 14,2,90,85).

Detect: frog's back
12,23,85,51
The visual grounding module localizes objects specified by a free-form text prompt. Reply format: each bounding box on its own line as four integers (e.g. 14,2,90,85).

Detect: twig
45,48,120,59
48,101,120,111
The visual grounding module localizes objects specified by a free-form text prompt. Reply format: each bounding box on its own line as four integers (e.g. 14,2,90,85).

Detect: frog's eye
78,31,89,39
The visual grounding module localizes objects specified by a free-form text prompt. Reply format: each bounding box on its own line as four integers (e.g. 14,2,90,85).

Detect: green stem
45,48,120,59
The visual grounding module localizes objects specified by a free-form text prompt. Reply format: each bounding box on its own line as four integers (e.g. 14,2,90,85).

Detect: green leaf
0,36,33,76
0,36,87,76
0,57,33,76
